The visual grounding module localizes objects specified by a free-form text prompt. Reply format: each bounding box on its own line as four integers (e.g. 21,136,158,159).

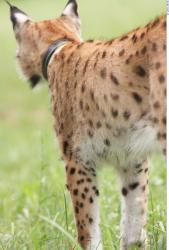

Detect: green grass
0,0,166,249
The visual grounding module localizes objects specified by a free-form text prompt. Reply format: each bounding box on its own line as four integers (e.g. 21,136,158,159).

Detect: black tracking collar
42,39,69,80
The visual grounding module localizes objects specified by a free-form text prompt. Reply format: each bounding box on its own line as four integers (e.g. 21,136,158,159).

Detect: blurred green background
0,0,166,249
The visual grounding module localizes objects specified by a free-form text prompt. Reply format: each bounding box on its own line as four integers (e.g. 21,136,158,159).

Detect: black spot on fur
63,141,69,155
80,236,84,241
87,178,92,182
70,168,76,175
132,34,137,43
120,35,128,41
83,59,90,75
122,187,128,196
153,101,160,109
152,117,159,124
119,49,125,56
162,20,166,29
132,92,142,103
77,179,84,185
89,197,94,203
88,130,94,138
104,139,110,146
85,104,90,111
81,193,86,199
135,65,146,77
137,169,143,174
89,217,93,224
90,90,95,101
79,202,84,208
96,121,102,128
123,111,131,120
151,18,160,28
75,207,79,214
135,163,142,168
79,100,83,110
111,93,119,101
159,74,165,83
110,73,119,85
73,189,78,195
84,187,89,193
88,119,94,128
129,182,139,190
140,32,145,40
162,117,166,125
100,68,107,79
78,170,87,176
105,123,112,129
104,95,109,102
102,51,107,58
141,46,147,55
152,43,157,51
155,62,161,70
81,84,86,93
111,108,118,118
135,51,139,56
94,189,99,196
86,39,94,43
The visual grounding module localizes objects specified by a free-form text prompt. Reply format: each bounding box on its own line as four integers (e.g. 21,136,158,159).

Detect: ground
0,0,166,249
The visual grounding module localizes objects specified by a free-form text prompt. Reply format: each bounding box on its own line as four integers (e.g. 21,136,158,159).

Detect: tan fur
10,3,166,249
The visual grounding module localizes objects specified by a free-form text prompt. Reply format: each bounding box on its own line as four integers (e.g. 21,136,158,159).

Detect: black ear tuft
62,0,79,18
11,6,25,29
7,3,30,29
4,0,12,7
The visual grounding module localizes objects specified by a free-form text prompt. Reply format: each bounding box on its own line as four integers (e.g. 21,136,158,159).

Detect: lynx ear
62,0,79,18
7,2,31,29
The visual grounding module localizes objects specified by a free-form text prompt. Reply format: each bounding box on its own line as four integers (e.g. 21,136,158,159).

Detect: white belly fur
76,120,161,168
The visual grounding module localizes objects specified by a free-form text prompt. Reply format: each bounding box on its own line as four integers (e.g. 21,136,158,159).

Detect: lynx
7,0,166,249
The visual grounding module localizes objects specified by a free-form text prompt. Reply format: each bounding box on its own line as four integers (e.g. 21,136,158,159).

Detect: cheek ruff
29,74,41,88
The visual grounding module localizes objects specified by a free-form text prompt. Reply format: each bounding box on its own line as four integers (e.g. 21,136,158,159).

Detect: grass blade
39,214,80,248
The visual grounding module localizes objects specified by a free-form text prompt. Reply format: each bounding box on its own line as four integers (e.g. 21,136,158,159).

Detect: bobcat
7,0,166,249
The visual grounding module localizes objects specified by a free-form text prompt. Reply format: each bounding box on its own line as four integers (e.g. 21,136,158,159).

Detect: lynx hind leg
148,20,166,155
119,160,149,250
65,158,102,250
149,54,166,155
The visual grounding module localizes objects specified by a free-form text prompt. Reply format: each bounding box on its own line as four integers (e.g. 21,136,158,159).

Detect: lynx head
7,0,81,87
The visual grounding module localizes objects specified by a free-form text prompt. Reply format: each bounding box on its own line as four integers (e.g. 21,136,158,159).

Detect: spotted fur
8,1,166,249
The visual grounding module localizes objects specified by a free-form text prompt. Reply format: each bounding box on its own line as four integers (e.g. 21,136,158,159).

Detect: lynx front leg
119,160,149,250
65,159,102,250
